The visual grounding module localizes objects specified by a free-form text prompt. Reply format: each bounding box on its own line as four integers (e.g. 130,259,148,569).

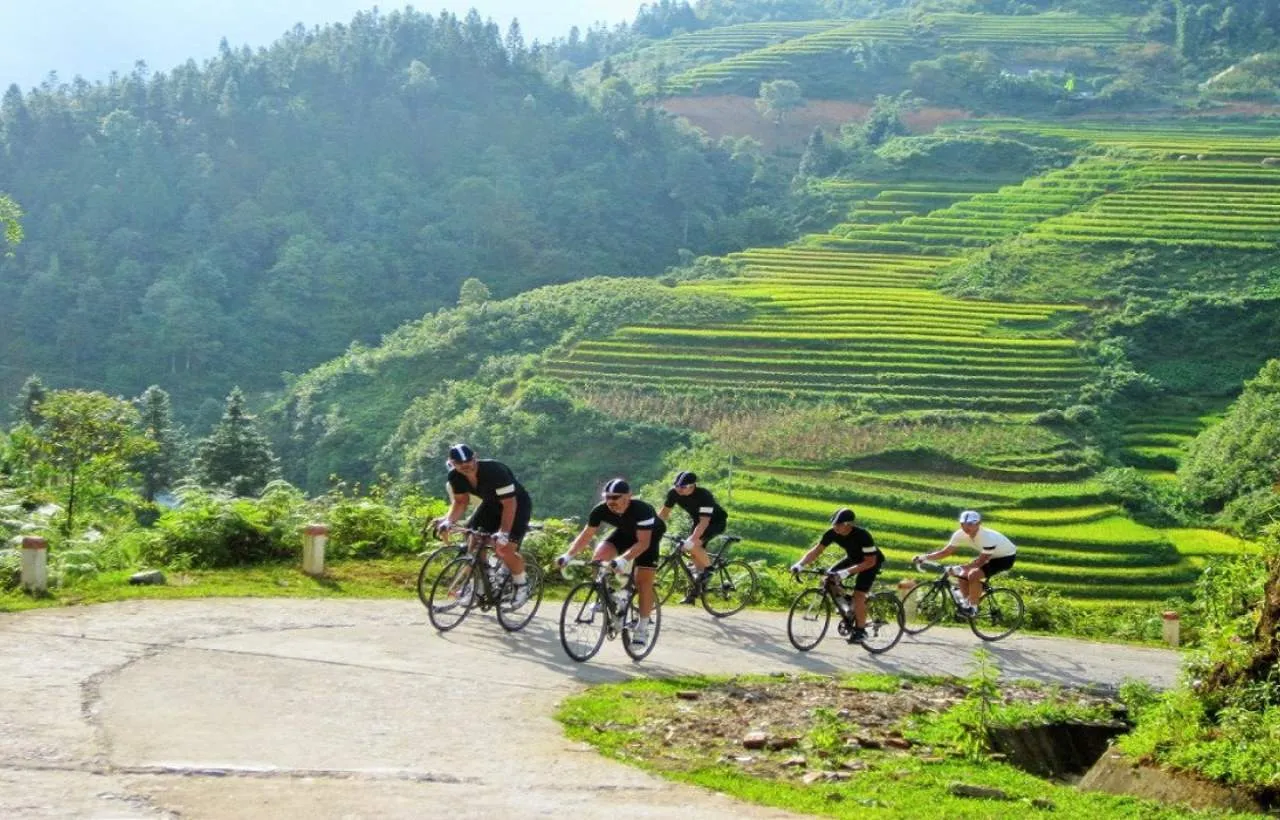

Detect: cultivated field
539,122,1277,605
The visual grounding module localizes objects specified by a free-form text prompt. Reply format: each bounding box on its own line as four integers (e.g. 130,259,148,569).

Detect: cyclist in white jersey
913,510,1016,616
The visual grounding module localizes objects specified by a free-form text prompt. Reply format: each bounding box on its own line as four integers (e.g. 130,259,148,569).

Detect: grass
0,556,426,613
557,674,1246,819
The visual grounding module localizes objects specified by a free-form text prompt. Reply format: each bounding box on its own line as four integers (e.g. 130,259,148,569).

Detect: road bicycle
424,526,544,633
902,560,1025,642
558,559,662,662
786,567,904,655
654,532,759,618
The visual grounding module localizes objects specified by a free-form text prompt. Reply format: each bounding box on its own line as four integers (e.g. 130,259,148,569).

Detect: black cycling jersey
589,498,666,540
663,487,728,529
447,460,526,506
819,525,882,563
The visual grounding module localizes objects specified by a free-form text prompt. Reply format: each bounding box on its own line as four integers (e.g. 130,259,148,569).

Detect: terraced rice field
542,123,1272,604
724,467,1250,604
545,247,1089,411
545,173,1097,412
661,13,1138,93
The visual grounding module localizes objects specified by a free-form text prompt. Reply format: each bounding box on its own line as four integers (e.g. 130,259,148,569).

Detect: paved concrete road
0,599,1181,819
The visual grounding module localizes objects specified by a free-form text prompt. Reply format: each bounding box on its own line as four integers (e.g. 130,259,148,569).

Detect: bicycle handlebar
914,559,963,576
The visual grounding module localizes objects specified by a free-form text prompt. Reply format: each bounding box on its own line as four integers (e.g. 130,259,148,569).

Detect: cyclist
790,507,883,643
433,443,533,606
557,478,665,648
657,470,728,604
913,510,1017,616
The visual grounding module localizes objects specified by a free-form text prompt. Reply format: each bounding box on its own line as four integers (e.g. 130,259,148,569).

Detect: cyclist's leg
499,494,533,577
850,556,883,628
634,536,661,619
974,555,1015,598
828,556,857,611
690,521,725,573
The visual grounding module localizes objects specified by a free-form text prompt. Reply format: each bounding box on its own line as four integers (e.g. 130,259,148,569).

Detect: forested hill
0,7,788,424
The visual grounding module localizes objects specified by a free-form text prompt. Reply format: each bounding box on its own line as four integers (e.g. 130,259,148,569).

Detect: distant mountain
0,0,640,89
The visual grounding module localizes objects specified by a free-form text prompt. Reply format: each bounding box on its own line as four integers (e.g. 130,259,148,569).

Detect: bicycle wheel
787,588,832,651
654,554,690,606
416,545,462,611
427,556,478,632
860,591,905,655
902,582,948,635
622,598,662,662
970,587,1025,642
497,563,544,632
559,582,607,662
700,559,758,618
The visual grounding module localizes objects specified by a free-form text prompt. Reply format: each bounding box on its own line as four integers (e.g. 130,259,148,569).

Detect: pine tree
13,374,46,425
133,385,184,501
194,387,279,496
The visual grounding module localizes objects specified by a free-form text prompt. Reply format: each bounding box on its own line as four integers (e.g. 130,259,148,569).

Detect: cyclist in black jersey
790,507,884,643
657,470,728,604
433,443,533,606
557,478,665,648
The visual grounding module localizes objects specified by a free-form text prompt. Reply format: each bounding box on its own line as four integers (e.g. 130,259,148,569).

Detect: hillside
0,7,792,424
275,113,1278,608
607,0,1279,112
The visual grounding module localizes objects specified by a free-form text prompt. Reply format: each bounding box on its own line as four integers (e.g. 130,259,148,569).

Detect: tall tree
18,390,148,534
755,80,804,126
0,193,20,248
194,387,280,496
12,374,46,425
133,385,184,502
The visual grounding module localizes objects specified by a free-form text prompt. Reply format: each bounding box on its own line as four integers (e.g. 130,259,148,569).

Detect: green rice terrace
540,122,1277,608
620,12,1140,95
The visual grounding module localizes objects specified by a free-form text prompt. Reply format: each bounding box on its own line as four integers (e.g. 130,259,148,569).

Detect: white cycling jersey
947,526,1017,559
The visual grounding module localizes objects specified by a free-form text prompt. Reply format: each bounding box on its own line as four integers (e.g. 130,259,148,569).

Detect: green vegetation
1119,528,1280,799
0,9,796,422
557,670,1241,819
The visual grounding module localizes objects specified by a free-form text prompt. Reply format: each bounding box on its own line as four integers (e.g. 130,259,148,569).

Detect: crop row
572,341,1087,371
550,358,1083,389
665,13,1137,91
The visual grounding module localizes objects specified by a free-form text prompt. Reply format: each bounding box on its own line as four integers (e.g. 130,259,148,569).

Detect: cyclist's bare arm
657,506,672,522
497,495,516,536
918,543,957,563
796,541,829,567
623,529,653,563
688,515,711,544
443,490,469,525
567,525,599,557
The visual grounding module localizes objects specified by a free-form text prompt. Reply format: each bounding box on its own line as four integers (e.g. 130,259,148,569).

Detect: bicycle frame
440,527,507,608
657,533,740,581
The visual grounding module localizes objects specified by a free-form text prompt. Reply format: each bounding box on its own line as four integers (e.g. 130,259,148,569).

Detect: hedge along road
0,599,1180,819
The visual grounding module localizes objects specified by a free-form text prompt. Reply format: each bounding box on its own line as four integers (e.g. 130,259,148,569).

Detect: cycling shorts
832,552,884,593
980,554,1016,578
606,526,664,568
467,491,532,544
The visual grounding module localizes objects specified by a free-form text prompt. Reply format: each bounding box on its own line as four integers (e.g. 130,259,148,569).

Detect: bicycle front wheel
559,582,607,662
860,591,905,655
654,555,689,606
416,545,462,611
497,563,544,632
427,556,477,632
700,559,759,618
902,582,947,635
970,587,1025,642
787,588,831,651
622,598,662,662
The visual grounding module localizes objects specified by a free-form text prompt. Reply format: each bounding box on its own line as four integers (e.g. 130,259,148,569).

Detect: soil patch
614,673,1117,783
656,96,969,150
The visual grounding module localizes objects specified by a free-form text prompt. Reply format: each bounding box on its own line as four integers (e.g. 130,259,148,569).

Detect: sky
0,0,641,90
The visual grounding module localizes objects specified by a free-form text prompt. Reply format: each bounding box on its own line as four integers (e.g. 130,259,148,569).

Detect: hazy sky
1,0,641,90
